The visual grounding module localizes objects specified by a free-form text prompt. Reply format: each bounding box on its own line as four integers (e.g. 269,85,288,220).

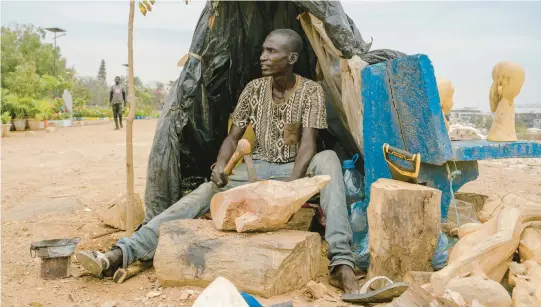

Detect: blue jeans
115,150,355,271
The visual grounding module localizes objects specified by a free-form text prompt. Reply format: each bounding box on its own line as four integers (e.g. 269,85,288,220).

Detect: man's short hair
269,29,303,54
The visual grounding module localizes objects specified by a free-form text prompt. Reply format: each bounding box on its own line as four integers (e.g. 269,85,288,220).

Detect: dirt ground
2,119,541,307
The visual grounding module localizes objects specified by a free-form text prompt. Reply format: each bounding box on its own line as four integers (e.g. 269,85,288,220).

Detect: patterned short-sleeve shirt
232,75,327,163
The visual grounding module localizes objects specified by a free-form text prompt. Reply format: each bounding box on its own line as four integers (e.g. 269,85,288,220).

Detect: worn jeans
115,150,355,270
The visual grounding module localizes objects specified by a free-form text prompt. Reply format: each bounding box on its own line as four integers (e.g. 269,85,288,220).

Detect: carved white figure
487,62,525,142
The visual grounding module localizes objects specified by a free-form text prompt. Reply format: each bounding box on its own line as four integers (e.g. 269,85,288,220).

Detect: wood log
379,284,438,307
519,227,541,263
431,206,522,295
284,208,316,231
512,260,541,306
445,275,512,307
211,176,330,232
454,192,489,215
458,223,483,239
113,260,152,283
367,179,441,288
403,271,433,287
479,193,541,223
153,219,321,298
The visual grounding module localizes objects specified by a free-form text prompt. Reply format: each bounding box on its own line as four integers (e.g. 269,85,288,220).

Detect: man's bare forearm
290,128,317,180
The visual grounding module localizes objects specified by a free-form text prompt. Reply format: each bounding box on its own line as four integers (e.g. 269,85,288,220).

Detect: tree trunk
153,219,321,298
367,179,441,288
125,0,136,236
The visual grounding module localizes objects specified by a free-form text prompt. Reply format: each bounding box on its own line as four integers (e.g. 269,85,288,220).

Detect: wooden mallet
223,139,252,177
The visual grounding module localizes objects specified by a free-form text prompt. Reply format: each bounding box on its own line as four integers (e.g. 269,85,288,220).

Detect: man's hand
211,164,228,188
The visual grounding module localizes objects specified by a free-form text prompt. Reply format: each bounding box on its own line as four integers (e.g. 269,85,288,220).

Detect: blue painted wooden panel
361,61,405,203
387,55,452,165
452,140,541,161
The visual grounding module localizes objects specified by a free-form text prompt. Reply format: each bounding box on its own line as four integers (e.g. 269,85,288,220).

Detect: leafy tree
1,24,68,87
97,59,107,83
3,62,41,98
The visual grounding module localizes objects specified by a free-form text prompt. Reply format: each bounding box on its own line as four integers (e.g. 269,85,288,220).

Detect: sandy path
1,120,540,306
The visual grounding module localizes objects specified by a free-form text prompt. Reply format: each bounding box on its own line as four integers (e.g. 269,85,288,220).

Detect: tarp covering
144,0,405,222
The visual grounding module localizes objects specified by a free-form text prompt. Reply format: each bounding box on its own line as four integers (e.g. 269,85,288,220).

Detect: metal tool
382,143,421,183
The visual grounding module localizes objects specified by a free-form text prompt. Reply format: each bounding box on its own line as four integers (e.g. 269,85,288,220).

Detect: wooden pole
125,0,136,236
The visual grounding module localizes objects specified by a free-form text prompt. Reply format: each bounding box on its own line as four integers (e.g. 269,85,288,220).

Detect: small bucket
30,237,81,279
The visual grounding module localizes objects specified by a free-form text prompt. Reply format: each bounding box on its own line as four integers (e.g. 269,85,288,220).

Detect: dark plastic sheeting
144,1,405,222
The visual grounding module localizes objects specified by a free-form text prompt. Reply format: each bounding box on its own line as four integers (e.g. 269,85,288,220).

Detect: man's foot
119,122,123,128
329,264,359,293
76,248,123,278
114,127,119,130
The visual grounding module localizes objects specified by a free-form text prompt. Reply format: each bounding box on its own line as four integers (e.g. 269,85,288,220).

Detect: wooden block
431,206,522,295
211,176,330,232
519,228,541,263
446,276,512,307
368,179,441,288
154,219,321,298
285,208,316,231
454,192,489,215
404,271,433,287
379,284,436,307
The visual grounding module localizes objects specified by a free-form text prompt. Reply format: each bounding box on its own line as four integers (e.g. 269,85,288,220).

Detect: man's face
115,77,120,85
260,34,296,77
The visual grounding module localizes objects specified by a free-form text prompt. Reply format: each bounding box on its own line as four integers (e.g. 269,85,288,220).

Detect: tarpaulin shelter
144,1,405,221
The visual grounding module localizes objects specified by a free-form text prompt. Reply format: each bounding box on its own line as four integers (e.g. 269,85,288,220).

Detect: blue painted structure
352,54,541,267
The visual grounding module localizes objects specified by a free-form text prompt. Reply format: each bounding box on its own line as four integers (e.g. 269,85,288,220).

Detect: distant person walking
110,76,126,130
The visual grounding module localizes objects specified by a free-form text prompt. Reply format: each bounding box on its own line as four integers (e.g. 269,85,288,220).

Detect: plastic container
343,153,364,216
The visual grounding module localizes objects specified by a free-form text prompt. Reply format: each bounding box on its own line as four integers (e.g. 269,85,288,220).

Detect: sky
1,0,540,112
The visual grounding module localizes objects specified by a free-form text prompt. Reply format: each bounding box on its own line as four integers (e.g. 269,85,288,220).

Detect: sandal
76,251,109,278
342,276,409,304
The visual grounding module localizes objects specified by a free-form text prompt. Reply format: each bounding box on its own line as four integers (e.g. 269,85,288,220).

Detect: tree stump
368,179,441,287
153,219,321,298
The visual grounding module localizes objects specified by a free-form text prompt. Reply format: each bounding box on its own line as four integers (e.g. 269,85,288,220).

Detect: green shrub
1,111,11,124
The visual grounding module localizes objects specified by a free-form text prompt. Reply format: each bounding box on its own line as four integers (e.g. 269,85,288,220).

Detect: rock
101,301,116,307
154,219,321,298
302,280,327,302
403,271,433,287
97,193,145,230
45,127,55,133
179,291,191,301
146,290,163,299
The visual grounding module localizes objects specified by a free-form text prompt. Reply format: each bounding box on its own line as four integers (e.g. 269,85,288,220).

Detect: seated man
77,29,358,293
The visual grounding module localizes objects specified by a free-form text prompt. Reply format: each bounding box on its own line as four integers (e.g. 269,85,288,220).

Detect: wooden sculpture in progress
487,61,525,142
431,193,541,296
436,77,455,130
431,206,522,295
211,175,331,232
